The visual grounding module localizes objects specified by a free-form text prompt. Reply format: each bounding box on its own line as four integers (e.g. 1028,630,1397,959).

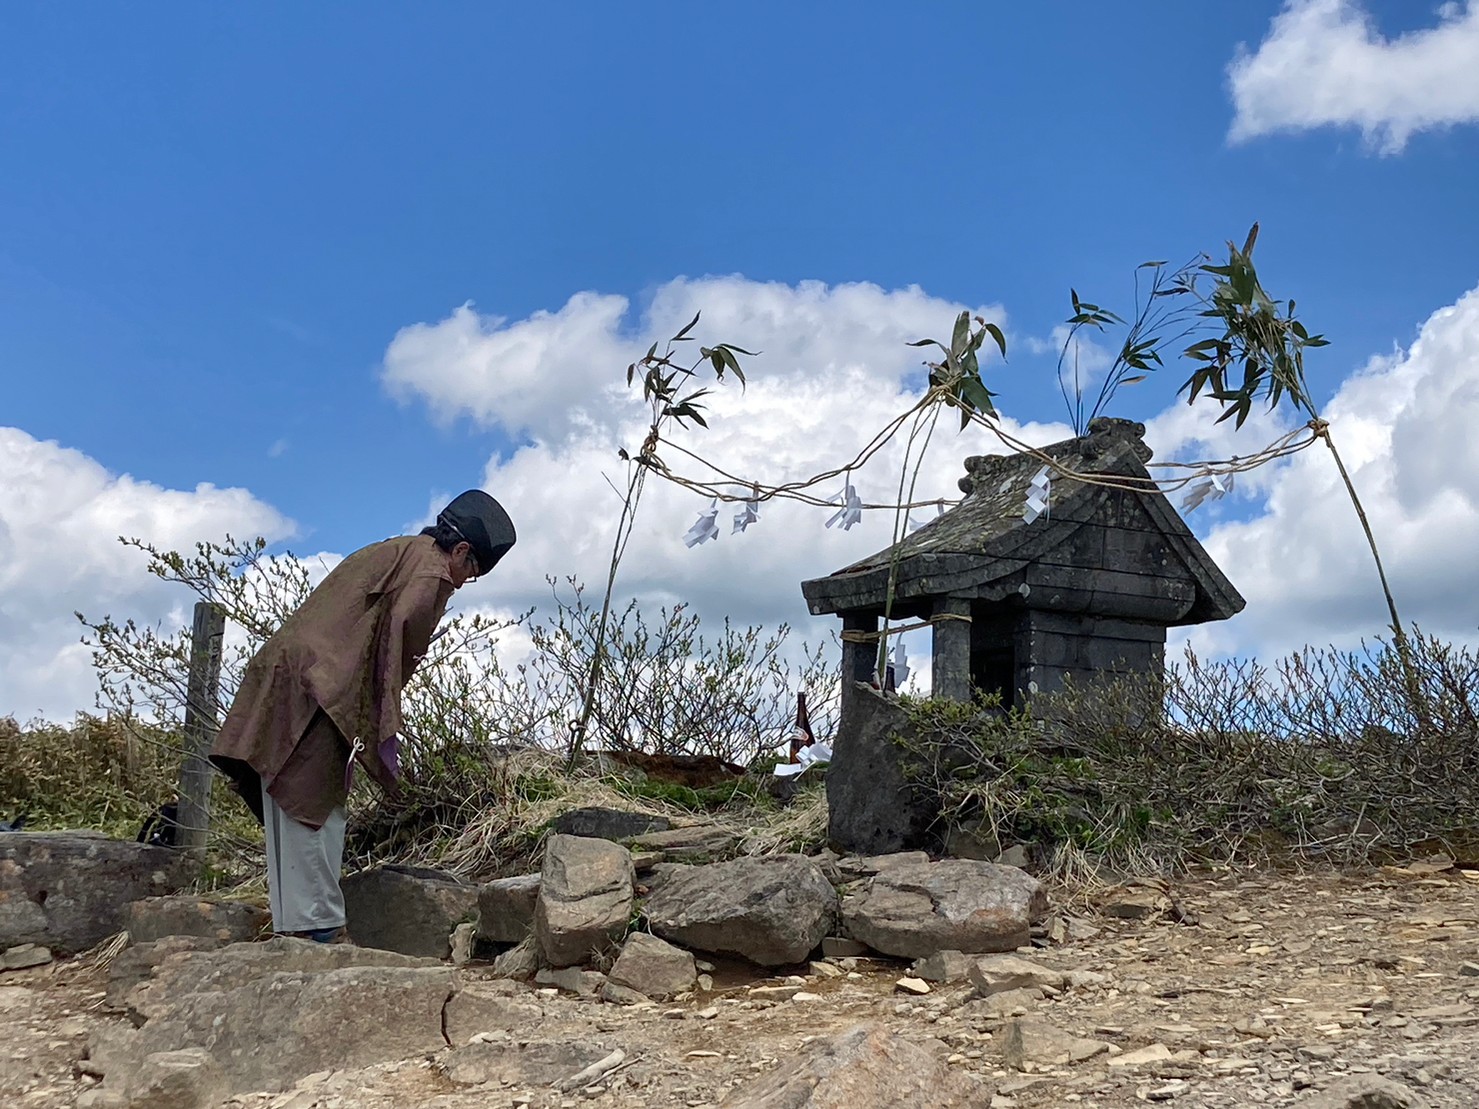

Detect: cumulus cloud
1228,0,1479,153
382,293,633,440
0,429,294,721
385,277,1063,687
391,273,1479,684
1179,282,1479,658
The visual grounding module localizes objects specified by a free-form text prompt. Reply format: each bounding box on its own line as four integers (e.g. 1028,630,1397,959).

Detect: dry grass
342,746,829,880
0,713,178,837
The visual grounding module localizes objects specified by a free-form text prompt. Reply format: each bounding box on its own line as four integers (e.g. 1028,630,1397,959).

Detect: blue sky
4,1,1479,718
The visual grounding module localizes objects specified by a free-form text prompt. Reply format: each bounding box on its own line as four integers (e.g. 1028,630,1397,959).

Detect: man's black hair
419,520,462,553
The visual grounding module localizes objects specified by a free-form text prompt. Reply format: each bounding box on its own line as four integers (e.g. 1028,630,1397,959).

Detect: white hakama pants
260,779,347,933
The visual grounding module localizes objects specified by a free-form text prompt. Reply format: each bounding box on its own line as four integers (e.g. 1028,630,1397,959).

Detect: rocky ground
5,862,1479,1108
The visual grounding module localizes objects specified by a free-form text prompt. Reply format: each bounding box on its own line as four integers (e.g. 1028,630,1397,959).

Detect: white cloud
387,277,1061,688
1178,282,1479,658
1228,0,1479,153
0,429,294,721
381,293,632,440
395,274,1479,683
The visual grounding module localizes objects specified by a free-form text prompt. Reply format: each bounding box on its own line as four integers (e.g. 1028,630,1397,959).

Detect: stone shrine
800,417,1246,854
801,417,1243,713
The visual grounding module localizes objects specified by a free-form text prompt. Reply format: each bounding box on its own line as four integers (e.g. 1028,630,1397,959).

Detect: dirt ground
5,863,1479,1108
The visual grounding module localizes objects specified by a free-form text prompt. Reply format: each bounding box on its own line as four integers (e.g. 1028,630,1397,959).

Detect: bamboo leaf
983,321,1007,357
951,310,970,359
718,347,746,386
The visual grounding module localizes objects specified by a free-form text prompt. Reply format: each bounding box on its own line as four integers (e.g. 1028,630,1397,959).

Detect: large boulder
644,855,837,967
89,941,457,1097
606,931,696,1000
840,859,1046,958
719,1023,992,1107
124,896,268,946
342,864,478,959
0,833,196,954
477,873,541,944
534,835,634,967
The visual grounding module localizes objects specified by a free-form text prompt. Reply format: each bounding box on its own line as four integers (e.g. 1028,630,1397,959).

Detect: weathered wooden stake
177,601,225,851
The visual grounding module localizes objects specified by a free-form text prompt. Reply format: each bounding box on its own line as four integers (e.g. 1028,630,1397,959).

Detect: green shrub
897,632,1479,875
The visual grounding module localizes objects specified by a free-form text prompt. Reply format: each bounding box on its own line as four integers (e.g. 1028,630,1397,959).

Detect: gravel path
4,863,1477,1108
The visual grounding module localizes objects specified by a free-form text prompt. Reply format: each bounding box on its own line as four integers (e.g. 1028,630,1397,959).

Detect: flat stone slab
1001,1018,1113,1069
968,953,1067,995
627,825,738,860
90,938,457,1098
443,983,542,1046
719,1022,993,1107
551,807,672,841
2,943,52,970
443,1038,617,1088
120,936,438,1021
104,936,219,1010
124,896,268,946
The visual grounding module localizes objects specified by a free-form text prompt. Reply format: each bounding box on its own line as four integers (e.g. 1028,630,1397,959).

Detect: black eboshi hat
438,490,516,574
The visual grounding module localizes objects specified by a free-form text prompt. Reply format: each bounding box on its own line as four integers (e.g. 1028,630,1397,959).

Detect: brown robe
211,534,455,827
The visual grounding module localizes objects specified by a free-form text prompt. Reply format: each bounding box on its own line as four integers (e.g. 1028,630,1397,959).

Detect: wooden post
177,601,225,851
